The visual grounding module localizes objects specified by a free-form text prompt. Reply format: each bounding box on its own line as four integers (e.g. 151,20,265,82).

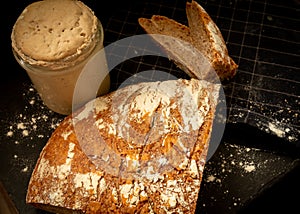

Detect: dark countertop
1,0,299,213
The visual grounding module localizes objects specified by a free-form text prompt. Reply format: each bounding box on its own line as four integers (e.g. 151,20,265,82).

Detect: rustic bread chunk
186,0,238,80
26,78,219,213
138,0,238,81
138,15,209,80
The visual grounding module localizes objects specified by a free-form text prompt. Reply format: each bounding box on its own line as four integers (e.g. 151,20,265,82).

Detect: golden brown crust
26,78,219,213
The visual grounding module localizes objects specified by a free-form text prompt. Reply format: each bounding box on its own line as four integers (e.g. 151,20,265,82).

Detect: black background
1,0,299,213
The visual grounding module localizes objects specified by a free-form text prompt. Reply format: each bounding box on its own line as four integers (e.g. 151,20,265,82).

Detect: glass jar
11,0,110,115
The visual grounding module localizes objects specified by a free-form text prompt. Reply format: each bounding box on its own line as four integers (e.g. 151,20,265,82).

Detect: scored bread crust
138,0,238,81
26,78,219,213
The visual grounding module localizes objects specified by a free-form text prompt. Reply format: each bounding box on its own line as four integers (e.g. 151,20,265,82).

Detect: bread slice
26,78,219,213
138,15,213,80
186,0,238,80
138,0,238,81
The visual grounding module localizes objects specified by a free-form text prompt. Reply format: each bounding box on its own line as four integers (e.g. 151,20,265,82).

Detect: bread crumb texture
26,79,219,213
11,0,98,63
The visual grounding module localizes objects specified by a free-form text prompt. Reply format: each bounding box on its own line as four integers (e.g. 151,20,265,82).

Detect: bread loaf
26,78,219,213
138,0,238,81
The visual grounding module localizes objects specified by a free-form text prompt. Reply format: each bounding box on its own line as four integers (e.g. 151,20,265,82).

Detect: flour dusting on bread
26,78,219,213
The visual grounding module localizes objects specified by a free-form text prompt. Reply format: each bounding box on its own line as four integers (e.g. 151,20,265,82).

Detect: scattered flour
255,119,299,143
7,112,61,139
6,130,13,137
243,164,256,173
22,166,29,172
202,142,264,209
268,122,285,138
4,85,65,177
206,175,216,182
6,86,63,140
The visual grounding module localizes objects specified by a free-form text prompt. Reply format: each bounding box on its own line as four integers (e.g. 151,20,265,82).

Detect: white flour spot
22,130,29,136
17,122,26,130
206,175,216,182
7,131,13,137
243,164,256,173
268,122,285,138
22,166,28,172
29,99,35,105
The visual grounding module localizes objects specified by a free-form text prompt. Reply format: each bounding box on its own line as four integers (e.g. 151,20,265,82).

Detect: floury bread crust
138,0,238,81
26,78,219,213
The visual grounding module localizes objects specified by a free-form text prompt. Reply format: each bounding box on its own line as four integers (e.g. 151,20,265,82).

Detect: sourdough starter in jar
11,0,110,115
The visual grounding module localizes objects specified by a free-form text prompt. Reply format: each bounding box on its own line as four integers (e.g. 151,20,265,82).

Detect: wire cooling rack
102,0,300,143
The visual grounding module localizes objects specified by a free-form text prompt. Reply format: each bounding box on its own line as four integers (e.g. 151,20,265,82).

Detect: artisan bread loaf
138,0,238,81
26,78,219,213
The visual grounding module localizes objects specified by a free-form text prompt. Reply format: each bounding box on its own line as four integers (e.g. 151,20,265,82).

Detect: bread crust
26,78,219,213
